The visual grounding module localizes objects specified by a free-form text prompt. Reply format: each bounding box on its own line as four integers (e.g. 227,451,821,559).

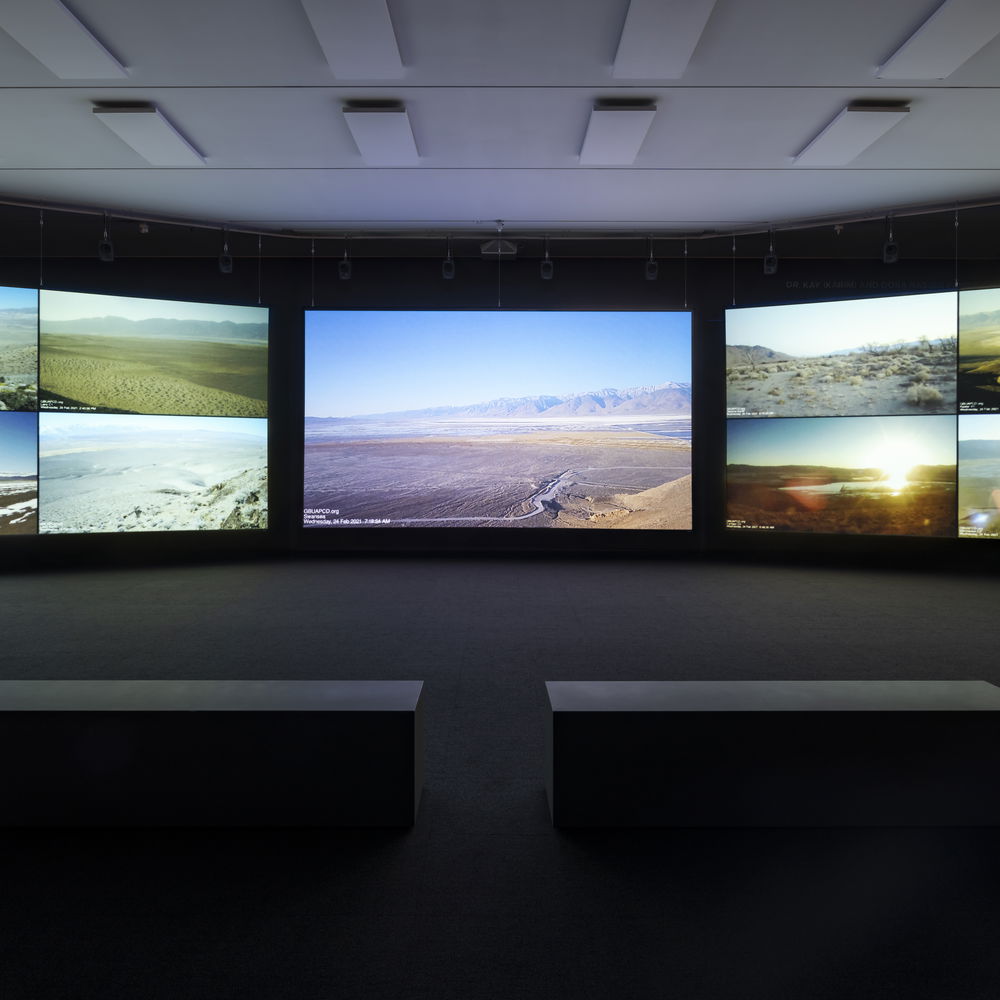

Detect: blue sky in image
959,287,1000,321
40,290,267,325
728,415,956,468
0,285,37,312
726,291,956,356
959,414,1000,441
38,413,266,442
0,412,37,476
305,311,691,416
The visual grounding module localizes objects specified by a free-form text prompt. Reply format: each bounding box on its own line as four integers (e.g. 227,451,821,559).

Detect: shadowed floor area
2,554,999,1000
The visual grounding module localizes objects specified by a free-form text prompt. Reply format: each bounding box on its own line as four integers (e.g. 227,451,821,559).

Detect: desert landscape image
958,287,1000,413
39,290,267,417
0,411,37,533
304,310,691,529
958,414,1000,538
0,285,38,411
38,414,267,533
727,414,956,536
727,291,956,418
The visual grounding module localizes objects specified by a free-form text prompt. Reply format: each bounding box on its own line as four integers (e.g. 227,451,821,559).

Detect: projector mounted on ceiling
479,239,518,257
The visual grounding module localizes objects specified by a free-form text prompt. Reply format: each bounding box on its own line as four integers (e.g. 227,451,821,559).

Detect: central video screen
304,311,692,530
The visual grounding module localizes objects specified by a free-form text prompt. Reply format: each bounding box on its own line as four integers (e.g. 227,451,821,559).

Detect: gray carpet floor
2,555,998,999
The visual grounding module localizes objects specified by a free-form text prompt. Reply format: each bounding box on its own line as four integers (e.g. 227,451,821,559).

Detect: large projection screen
304,310,692,530
0,287,268,537
724,288,1000,539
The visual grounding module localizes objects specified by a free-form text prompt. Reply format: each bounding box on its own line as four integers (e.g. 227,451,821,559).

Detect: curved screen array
725,287,1000,539
0,286,268,535
304,310,692,530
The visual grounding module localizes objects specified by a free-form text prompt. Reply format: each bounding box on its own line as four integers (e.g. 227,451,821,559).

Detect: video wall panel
304,310,692,530
0,286,268,535
725,287,1000,539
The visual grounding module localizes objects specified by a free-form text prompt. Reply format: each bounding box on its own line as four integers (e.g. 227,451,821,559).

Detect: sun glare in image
868,436,927,493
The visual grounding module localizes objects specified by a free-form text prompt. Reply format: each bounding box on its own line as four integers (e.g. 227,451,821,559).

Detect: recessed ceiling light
0,0,126,78
877,0,1000,79
343,103,419,166
612,0,718,79
300,0,404,78
792,102,910,166
93,104,205,167
579,101,657,166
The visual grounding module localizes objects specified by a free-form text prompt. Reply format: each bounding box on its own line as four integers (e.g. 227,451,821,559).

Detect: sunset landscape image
727,414,956,536
305,311,692,529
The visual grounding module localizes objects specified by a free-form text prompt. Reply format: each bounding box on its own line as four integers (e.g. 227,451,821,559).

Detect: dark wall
2,201,996,569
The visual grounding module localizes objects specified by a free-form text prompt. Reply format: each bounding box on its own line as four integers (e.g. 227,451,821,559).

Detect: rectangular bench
545,680,1000,827
0,679,423,827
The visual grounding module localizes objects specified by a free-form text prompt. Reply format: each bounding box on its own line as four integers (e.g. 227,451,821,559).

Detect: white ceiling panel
0,0,996,233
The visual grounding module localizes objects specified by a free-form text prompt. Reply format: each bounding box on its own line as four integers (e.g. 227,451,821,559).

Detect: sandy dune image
41,340,267,416
39,291,267,417
959,289,1000,413
38,414,267,533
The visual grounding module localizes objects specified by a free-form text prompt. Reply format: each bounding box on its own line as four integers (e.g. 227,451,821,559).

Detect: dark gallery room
2,2,1000,999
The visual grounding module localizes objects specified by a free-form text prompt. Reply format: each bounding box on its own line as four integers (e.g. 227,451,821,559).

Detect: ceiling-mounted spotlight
882,216,899,264
442,236,455,279
97,213,113,262
339,237,352,280
540,236,554,280
218,228,233,274
763,228,778,275
644,236,658,280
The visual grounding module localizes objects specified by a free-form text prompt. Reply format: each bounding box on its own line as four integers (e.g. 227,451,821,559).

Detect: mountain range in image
725,345,794,365
41,315,267,345
0,307,39,343
958,439,1000,459
960,309,1000,360
313,381,692,421
726,339,949,365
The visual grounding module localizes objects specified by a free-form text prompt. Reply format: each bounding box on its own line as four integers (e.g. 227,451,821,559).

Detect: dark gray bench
545,680,1000,827
0,679,423,827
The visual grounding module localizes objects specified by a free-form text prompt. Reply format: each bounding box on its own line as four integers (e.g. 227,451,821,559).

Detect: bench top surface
0,680,423,712
546,680,1000,712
